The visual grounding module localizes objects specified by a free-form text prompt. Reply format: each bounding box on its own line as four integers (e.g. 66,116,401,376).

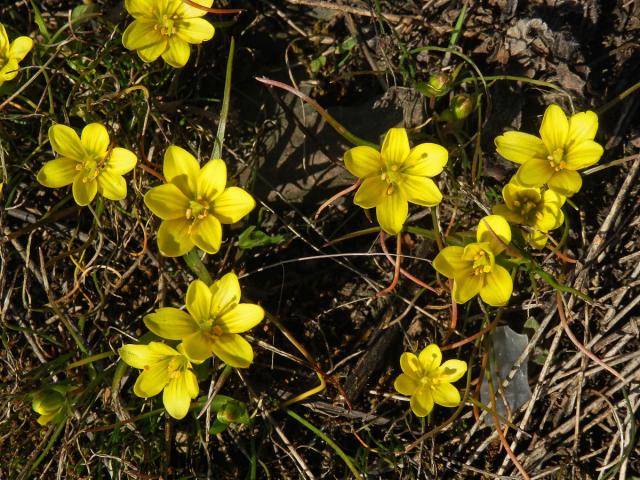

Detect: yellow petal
133,362,169,398
381,128,410,165
37,412,61,425
410,388,434,417
191,215,222,254
564,140,603,170
476,214,511,255
539,104,569,152
119,343,171,369
144,183,190,220
437,359,467,383
210,272,241,315
0,25,8,52
494,131,546,164
163,145,199,198
122,19,164,50
197,159,226,201
547,169,582,196
403,143,448,177
526,230,549,249
452,273,483,304
0,59,19,82
9,36,33,61
162,37,191,68
162,372,197,419
81,123,109,157
567,110,598,145
400,176,442,207
502,182,540,210
399,352,421,378
124,0,154,17
375,189,407,235
344,146,382,179
432,383,461,407
144,307,199,340
176,18,215,43
186,279,212,324
97,170,127,201
479,264,512,306
183,332,214,362
515,158,554,187
393,373,418,396
157,218,194,257
72,175,97,206
49,124,84,160
107,147,137,175
178,0,213,17
211,187,255,224
137,39,169,63
210,333,254,368
218,304,264,333
432,246,468,279
36,158,78,187
492,203,523,224
418,344,442,373
536,196,564,231
353,177,385,208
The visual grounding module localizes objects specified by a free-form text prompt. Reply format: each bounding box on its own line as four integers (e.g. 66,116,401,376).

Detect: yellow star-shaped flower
495,104,603,196
394,344,467,417
37,123,137,206
0,23,33,87
143,272,264,368
344,128,448,235
433,215,513,306
122,0,215,68
144,146,256,257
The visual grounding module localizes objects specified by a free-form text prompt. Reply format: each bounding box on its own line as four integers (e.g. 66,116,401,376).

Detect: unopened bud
451,94,474,120
416,72,450,97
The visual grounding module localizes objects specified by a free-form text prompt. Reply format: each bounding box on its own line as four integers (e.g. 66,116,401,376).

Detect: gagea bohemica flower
122,0,215,68
119,342,199,420
37,123,137,206
394,344,467,417
0,23,33,87
495,104,603,196
144,272,264,368
345,128,448,235
433,215,513,306
493,180,565,249
144,146,255,257
31,386,68,425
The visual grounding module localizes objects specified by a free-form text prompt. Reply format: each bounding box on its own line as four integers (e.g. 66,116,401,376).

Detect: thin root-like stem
375,232,402,297
378,232,439,293
314,180,361,219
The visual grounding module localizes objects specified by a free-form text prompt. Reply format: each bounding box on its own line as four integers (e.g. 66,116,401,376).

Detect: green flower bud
451,94,474,120
416,72,450,97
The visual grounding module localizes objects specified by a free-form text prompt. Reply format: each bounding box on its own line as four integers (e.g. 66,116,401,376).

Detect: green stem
431,208,445,251
212,37,235,159
183,249,213,284
285,409,361,478
597,81,640,115
19,419,66,480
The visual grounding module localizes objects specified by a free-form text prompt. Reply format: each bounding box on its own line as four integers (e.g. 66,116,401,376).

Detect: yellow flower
394,344,467,417
344,128,448,235
144,146,255,257
144,272,264,368
122,0,215,68
31,387,67,425
493,180,565,248
433,215,513,306
495,104,603,196
118,341,199,420
36,123,137,206
0,23,33,87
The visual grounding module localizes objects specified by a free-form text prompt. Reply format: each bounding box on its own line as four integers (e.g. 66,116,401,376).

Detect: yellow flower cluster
119,273,264,419
0,23,32,87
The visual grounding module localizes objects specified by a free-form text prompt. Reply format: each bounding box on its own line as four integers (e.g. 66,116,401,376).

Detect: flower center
512,192,542,222
380,163,403,195
167,357,184,379
185,198,211,233
547,148,566,172
75,158,104,183
155,14,179,37
471,249,493,275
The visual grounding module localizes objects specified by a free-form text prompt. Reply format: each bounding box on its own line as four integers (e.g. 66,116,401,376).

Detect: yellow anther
390,164,399,172
185,208,192,219
386,184,394,195
212,325,223,336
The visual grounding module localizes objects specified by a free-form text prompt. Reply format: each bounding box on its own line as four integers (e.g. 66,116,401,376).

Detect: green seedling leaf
71,3,99,22
238,225,285,249
310,55,327,73
209,418,229,434
523,316,540,331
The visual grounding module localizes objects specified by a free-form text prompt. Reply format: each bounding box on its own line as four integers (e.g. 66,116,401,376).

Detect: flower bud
32,387,67,425
451,94,474,120
416,72,450,97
